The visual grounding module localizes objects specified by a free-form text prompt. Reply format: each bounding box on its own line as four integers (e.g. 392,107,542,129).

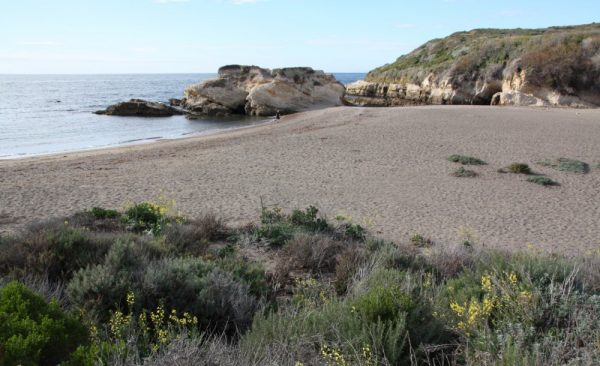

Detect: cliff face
184,65,345,117
347,24,600,108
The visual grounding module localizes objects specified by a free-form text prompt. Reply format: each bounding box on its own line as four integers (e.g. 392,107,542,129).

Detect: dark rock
169,98,184,107
95,99,184,117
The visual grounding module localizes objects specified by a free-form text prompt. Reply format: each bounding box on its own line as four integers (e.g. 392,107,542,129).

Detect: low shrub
123,201,183,235
538,158,589,173
163,213,228,255
283,233,346,274
507,162,531,174
334,214,367,241
0,221,117,282
289,206,329,232
67,240,147,319
256,206,331,247
68,241,267,334
0,281,88,366
88,207,120,219
447,154,486,165
334,245,368,295
452,166,477,177
410,233,434,247
140,258,261,334
255,221,295,247
527,176,559,186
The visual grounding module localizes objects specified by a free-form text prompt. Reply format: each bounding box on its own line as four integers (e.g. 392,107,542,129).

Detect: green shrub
289,206,329,232
0,282,88,366
527,176,558,186
507,163,531,174
339,222,366,241
452,166,477,177
67,240,147,319
334,245,368,295
410,233,434,247
216,256,270,298
255,221,295,247
352,286,413,323
88,207,120,219
538,158,589,173
163,214,228,255
0,222,116,282
448,155,486,165
69,242,266,334
123,201,182,235
283,233,346,274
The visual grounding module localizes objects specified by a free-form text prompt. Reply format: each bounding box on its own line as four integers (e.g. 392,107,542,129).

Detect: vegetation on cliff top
366,23,600,94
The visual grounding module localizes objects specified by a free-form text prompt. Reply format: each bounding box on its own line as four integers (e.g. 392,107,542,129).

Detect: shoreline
0,117,274,162
2,106,599,255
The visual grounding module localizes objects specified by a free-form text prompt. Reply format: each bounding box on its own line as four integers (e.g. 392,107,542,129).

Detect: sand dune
1,106,599,254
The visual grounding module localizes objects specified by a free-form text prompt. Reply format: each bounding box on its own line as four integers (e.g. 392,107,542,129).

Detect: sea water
0,73,365,158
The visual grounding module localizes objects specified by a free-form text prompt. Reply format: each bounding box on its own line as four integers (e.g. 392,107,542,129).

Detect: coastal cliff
346,23,600,108
184,65,346,117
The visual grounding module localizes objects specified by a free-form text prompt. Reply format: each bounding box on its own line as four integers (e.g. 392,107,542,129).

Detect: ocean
0,73,365,158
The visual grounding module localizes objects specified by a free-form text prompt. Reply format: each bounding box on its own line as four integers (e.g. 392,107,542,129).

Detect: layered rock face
346,24,600,108
94,99,184,117
184,65,345,117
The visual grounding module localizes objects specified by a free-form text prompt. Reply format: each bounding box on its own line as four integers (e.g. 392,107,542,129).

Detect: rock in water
346,24,600,108
169,98,185,107
95,99,184,117
183,65,346,117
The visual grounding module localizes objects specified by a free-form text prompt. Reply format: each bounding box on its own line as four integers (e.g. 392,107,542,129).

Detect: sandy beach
1,106,599,254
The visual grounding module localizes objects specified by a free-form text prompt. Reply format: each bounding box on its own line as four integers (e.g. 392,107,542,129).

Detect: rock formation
183,65,346,117
346,24,600,108
95,99,184,117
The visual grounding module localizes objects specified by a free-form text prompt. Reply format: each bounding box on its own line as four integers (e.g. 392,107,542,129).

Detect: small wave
118,136,163,144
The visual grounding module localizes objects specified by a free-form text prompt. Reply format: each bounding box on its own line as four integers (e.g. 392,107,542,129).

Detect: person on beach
275,110,281,120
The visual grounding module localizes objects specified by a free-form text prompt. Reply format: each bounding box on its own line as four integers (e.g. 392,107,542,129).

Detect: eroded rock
95,99,183,117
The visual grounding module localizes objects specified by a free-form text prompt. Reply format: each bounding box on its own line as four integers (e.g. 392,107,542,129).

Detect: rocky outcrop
346,24,600,108
169,98,185,107
95,99,184,117
183,65,345,117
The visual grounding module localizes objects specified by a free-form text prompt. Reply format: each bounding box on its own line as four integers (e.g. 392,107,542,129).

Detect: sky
0,0,599,74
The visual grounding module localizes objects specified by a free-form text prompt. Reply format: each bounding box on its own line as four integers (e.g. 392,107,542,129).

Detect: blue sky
0,0,598,74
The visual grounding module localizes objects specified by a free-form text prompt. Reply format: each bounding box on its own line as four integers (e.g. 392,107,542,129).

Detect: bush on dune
163,213,229,256
0,281,88,366
3,204,600,365
447,154,487,165
0,221,117,283
538,157,590,173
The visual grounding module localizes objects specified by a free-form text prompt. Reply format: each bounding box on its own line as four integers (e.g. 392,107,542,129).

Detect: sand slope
1,106,599,254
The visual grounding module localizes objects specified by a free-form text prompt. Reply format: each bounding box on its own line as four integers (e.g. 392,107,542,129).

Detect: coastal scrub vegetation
505,162,531,174
527,176,559,187
1,202,599,365
452,166,477,178
366,23,600,95
538,158,590,174
447,155,486,165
